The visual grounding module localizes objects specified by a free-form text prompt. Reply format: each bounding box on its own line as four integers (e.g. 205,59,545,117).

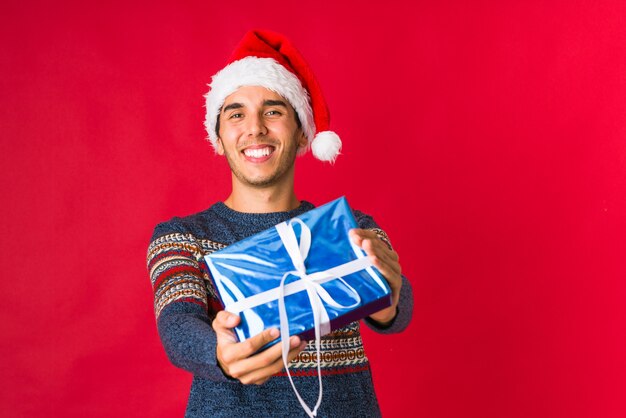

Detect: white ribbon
275,218,369,417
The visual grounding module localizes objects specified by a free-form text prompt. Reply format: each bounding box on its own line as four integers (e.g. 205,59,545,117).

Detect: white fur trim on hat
204,56,315,151
311,131,342,163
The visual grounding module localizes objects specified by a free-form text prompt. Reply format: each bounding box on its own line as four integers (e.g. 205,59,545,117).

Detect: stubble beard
223,139,298,188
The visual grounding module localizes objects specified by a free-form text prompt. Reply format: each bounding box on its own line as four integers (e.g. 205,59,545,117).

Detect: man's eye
266,110,281,116
229,113,243,119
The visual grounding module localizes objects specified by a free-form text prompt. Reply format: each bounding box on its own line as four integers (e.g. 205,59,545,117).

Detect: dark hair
215,109,302,138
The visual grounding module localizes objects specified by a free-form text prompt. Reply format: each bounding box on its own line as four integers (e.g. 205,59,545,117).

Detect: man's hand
349,228,403,326
212,311,307,385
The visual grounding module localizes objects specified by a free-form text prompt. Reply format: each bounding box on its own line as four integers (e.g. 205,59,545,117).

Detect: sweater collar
211,200,316,226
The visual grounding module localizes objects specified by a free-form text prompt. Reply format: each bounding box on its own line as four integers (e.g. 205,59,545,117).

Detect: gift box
204,196,392,345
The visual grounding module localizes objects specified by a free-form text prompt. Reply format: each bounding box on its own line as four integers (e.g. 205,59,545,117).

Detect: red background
2,1,625,417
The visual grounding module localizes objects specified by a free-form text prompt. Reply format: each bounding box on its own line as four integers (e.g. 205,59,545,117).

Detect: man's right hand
212,310,308,385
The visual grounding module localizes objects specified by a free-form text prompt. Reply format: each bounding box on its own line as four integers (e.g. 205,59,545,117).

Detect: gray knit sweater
147,200,413,417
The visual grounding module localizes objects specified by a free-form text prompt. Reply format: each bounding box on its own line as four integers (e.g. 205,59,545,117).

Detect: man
147,30,413,417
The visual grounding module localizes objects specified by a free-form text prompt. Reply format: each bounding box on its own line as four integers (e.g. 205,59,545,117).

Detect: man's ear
216,138,225,155
297,131,308,150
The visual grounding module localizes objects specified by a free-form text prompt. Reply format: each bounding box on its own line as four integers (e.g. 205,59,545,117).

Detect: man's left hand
349,228,403,326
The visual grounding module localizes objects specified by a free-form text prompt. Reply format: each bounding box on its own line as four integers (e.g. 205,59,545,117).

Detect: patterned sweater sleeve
353,210,414,334
147,222,230,382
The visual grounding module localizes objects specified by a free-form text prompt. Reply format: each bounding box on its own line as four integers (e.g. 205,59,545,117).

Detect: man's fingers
218,329,283,379
362,238,397,265
349,229,402,285
365,244,402,282
370,256,401,283
213,310,240,331
244,334,301,369
372,252,402,278
214,308,310,385
245,339,308,385
229,337,306,384
351,229,398,260
213,311,241,345
349,228,376,247
224,327,282,365
362,239,402,278
244,327,282,354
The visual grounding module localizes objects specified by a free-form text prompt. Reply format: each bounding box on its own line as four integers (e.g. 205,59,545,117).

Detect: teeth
244,147,273,158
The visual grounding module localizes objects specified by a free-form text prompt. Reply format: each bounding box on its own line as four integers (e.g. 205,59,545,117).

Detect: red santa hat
204,30,342,163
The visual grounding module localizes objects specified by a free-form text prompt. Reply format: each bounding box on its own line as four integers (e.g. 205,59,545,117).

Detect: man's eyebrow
263,100,288,107
221,100,287,113
222,103,243,112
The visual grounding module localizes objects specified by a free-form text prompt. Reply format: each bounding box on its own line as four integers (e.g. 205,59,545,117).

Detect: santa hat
204,30,341,163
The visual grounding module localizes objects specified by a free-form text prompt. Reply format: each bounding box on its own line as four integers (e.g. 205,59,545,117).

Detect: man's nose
246,113,267,137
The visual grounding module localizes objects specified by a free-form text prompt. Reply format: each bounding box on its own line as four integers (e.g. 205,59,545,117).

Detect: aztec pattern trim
277,321,371,376
147,232,226,319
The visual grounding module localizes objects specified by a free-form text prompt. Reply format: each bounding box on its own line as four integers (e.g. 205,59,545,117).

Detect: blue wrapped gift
204,196,392,345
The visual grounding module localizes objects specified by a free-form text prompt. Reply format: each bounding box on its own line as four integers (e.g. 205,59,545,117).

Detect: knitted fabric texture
147,201,413,418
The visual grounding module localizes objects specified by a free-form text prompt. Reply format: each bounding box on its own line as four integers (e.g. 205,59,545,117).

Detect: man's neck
224,186,301,214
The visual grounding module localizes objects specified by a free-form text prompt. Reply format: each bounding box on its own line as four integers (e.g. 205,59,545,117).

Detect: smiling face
216,86,308,189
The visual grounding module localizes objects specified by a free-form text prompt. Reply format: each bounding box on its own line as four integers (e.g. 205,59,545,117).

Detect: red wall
2,1,625,417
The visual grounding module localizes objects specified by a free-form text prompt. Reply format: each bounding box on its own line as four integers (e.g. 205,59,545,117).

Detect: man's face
216,86,307,188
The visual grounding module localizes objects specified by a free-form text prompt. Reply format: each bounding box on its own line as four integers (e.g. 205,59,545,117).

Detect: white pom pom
311,131,342,163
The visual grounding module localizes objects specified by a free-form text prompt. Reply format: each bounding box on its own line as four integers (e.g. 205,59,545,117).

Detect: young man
147,30,413,417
